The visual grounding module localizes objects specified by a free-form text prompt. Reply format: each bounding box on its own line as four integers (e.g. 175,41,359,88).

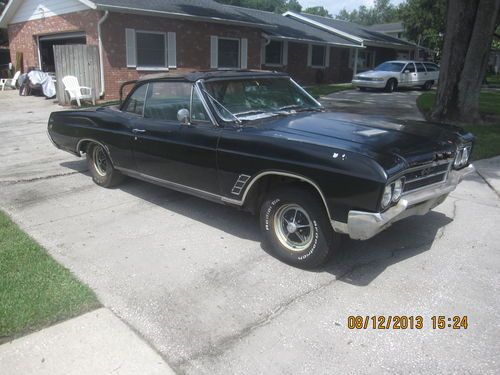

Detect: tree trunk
430,0,500,123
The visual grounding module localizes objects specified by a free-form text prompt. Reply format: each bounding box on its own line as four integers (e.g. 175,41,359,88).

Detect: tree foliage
399,0,446,53
335,0,401,25
304,6,331,18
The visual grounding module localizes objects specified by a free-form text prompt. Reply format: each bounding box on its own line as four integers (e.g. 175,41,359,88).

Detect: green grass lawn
417,91,500,117
417,91,500,160
0,211,100,343
305,83,353,98
486,74,500,85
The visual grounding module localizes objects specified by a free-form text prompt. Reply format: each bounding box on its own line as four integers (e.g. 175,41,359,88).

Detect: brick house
284,12,419,76
0,0,417,100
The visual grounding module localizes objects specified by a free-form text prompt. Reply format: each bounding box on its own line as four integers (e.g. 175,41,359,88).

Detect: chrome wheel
92,145,108,177
274,203,314,252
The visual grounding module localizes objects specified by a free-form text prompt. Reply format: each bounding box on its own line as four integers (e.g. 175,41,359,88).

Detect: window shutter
307,44,312,67
325,46,330,67
282,41,288,66
167,32,177,68
240,38,248,69
210,36,218,69
125,28,136,68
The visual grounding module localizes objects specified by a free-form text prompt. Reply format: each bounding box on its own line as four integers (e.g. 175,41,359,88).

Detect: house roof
284,12,417,49
0,0,274,28
89,0,273,28
368,22,404,33
227,6,361,47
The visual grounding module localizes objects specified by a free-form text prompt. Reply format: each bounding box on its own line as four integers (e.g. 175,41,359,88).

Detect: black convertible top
137,70,290,83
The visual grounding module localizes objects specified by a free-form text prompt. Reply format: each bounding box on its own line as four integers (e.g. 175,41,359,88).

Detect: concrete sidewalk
0,308,176,375
475,156,500,196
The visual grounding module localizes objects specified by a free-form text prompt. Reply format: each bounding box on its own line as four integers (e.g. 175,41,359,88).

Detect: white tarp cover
28,70,56,98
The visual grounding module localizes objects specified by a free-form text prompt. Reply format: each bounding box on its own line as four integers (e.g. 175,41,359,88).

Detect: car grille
357,76,374,81
403,162,451,193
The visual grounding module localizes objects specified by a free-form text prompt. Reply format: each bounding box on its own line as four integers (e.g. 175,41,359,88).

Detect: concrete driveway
1,91,499,374
320,88,424,120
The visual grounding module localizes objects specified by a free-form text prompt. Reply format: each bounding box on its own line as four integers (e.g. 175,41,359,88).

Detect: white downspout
98,10,109,98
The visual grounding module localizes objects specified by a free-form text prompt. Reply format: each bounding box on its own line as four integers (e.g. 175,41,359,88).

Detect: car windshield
374,62,406,72
203,77,321,121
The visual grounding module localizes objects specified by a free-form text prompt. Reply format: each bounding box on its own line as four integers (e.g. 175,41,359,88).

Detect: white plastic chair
62,75,95,107
0,71,21,91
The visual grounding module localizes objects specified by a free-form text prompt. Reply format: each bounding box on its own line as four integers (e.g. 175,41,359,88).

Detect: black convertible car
48,71,474,268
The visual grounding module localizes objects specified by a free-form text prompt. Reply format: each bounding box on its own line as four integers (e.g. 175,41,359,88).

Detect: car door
415,62,428,86
131,80,220,194
424,63,439,82
400,62,417,86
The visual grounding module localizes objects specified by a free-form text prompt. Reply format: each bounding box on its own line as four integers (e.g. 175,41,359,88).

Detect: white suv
351,60,439,92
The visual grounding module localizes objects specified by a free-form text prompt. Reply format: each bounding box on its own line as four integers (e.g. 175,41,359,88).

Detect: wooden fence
54,45,100,105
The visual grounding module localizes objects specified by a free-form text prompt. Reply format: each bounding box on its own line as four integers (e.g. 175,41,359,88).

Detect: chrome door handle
132,129,146,133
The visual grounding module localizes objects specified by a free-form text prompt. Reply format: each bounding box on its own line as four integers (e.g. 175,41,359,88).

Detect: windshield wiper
276,105,324,113
202,89,242,124
234,109,267,117
277,104,303,111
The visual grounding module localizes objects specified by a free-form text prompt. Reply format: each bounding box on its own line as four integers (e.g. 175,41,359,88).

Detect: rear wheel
422,81,433,91
385,78,397,93
260,185,339,269
86,143,124,188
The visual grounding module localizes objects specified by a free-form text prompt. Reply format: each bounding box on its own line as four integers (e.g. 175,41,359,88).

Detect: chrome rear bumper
332,164,475,240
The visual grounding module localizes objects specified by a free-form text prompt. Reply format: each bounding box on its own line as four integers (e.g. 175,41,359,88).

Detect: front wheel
86,143,124,188
385,78,397,93
260,185,339,269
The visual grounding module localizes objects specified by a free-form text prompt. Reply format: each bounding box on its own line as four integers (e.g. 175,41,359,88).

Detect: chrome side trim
231,174,251,195
75,138,116,165
113,167,333,220
115,167,231,204
230,171,333,220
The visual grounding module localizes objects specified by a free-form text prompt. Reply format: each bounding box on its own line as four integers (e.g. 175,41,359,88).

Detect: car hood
259,111,466,168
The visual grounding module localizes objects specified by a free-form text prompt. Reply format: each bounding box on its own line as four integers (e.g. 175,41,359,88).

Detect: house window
218,38,240,68
136,31,166,68
210,36,248,69
265,40,283,65
125,29,176,70
311,45,326,67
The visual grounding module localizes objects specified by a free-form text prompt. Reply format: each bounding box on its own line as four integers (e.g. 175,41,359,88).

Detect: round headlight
381,184,393,209
392,179,404,202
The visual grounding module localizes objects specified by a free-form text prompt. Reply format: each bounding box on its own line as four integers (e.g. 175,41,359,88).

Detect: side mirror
177,108,190,125
404,70,411,74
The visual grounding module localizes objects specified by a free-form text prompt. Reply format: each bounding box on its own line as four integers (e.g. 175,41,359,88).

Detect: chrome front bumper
351,79,386,88
332,164,475,240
